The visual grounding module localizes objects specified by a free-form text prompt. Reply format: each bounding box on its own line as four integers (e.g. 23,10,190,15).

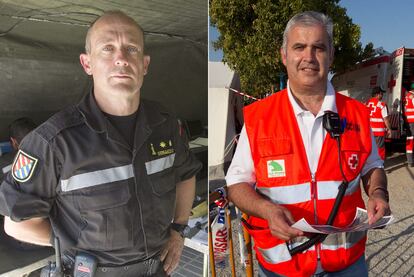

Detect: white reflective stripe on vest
406,108,414,112
317,175,361,200
145,153,175,175
407,115,414,119
370,118,384,122
258,243,292,264
258,182,311,204
321,231,366,250
258,176,360,204
61,164,134,192
372,128,385,132
2,164,11,174
258,241,315,264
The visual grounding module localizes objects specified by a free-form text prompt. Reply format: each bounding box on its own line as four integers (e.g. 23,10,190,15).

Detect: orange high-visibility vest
405,94,414,123
366,98,387,136
243,89,372,277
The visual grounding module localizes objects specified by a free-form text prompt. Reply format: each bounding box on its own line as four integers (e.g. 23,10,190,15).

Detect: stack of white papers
291,208,394,234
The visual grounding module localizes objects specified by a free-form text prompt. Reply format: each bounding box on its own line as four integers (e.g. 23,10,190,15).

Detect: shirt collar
287,80,337,117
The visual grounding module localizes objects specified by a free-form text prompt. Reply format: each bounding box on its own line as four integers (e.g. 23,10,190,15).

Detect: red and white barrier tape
225,87,259,101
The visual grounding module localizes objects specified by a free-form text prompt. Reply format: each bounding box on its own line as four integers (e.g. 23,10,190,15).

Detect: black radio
323,111,344,138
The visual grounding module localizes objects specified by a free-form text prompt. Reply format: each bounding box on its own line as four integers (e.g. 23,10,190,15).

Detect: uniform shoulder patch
12,150,39,183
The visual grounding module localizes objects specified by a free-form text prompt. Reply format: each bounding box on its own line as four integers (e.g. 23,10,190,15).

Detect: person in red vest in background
225,11,390,277
404,83,414,167
366,86,392,161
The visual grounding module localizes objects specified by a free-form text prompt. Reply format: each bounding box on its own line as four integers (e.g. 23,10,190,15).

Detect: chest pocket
146,154,176,237
256,137,293,184
70,181,133,251
257,137,292,157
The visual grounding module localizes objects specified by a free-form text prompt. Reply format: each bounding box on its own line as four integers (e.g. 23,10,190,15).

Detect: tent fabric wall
142,37,207,126
208,62,243,179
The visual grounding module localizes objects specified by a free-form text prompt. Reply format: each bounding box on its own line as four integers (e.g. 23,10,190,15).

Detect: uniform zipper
132,149,149,257
311,173,318,224
310,172,321,262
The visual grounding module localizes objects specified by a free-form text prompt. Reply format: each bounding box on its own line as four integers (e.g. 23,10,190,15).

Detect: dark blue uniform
0,91,201,269
0,151,13,182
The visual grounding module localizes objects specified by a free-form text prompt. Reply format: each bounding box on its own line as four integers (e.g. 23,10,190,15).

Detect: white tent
208,61,243,179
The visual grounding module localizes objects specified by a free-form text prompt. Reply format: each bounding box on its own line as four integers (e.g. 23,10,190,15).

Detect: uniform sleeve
0,130,60,221
381,103,389,118
225,125,256,187
361,129,384,176
172,118,202,183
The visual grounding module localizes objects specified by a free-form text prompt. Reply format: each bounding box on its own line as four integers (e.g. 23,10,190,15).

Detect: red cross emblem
348,154,359,170
367,102,377,116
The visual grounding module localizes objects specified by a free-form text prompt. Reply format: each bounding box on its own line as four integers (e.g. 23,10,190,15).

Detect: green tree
210,0,374,98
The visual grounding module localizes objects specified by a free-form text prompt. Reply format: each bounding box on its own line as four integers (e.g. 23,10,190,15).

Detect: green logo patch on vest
267,159,286,178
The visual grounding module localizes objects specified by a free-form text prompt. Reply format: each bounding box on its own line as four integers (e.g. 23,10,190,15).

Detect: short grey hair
281,11,334,54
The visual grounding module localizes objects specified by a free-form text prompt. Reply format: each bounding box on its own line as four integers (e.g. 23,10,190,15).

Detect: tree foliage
210,0,375,97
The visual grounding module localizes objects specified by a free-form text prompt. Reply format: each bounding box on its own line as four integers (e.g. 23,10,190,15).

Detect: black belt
63,255,167,277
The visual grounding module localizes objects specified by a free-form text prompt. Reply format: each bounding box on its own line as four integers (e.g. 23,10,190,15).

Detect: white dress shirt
381,103,389,119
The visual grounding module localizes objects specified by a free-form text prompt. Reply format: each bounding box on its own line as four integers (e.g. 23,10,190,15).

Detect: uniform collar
287,80,337,118
77,89,168,134
77,90,107,133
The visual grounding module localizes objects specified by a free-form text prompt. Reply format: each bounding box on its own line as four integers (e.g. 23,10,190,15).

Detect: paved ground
173,246,205,277
212,152,414,277
366,153,414,276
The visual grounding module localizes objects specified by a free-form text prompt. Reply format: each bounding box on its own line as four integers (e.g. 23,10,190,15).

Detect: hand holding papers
291,208,394,234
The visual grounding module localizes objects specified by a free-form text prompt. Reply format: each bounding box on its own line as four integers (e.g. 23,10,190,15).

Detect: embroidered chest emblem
348,154,359,170
150,139,174,157
267,159,286,178
12,150,38,182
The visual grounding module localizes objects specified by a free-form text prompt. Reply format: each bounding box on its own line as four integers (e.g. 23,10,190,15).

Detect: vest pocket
257,137,292,157
74,182,133,251
256,137,292,183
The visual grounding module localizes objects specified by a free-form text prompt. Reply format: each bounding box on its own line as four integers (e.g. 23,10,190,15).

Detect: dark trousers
374,136,385,161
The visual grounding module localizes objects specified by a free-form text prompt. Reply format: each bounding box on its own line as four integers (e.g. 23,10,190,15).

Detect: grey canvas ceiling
0,0,207,141
0,0,207,47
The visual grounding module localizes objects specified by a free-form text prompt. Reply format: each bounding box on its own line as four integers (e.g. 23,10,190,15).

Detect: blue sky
209,0,414,61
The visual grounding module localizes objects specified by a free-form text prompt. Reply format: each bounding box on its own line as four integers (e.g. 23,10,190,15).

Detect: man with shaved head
0,11,201,276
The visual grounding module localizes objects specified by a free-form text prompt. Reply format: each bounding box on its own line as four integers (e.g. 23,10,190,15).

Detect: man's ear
143,55,150,75
280,48,287,67
10,137,19,150
80,53,92,75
